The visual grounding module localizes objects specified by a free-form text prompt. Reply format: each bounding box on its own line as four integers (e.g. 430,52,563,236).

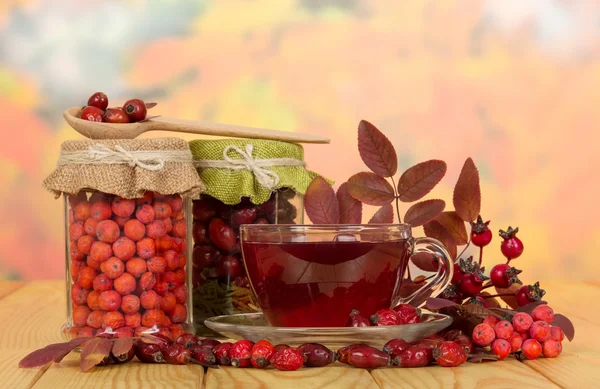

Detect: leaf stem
390,176,402,223
456,237,471,261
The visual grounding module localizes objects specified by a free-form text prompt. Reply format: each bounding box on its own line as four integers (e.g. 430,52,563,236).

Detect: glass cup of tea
240,224,454,327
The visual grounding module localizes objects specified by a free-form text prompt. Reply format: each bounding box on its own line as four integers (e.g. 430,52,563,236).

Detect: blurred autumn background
1,0,598,282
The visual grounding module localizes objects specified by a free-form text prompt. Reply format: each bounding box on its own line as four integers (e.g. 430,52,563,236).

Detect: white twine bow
194,144,305,189
57,143,193,171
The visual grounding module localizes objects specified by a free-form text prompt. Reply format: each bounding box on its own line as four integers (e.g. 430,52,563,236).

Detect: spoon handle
149,117,330,144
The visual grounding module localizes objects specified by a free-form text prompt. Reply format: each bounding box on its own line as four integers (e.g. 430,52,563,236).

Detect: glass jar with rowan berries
43,138,205,341
189,139,326,335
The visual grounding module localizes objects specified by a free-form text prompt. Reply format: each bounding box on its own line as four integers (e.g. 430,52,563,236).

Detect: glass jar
191,189,303,334
63,190,193,340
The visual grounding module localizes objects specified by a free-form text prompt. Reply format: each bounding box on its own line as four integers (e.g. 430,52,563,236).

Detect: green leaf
404,199,445,227
357,120,398,177
347,172,395,206
337,182,362,224
423,220,457,259
453,158,481,222
304,177,340,224
397,160,447,202
80,338,113,372
435,211,469,245
369,204,394,224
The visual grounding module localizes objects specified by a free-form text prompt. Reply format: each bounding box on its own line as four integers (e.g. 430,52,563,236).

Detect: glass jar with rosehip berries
189,139,326,335
43,138,205,341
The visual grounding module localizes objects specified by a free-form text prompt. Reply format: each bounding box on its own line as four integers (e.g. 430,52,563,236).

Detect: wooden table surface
1,280,598,389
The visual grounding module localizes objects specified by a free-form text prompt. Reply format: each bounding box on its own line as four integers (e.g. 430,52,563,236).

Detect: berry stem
456,237,472,261
478,246,483,266
390,177,402,224
481,284,494,291
480,293,515,299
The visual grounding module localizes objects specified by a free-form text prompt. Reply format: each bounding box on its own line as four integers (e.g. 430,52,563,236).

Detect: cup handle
392,237,454,307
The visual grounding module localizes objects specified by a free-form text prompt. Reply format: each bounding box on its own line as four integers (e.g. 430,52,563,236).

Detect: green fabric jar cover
189,139,328,205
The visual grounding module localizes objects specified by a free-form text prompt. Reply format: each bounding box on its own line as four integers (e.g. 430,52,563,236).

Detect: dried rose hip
453,335,474,354
274,344,290,352
336,344,368,364
189,344,217,365
213,342,233,365
383,339,411,358
393,346,433,367
433,341,468,367
135,343,165,363
230,340,254,368
209,218,236,252
393,304,421,324
370,309,401,326
298,343,336,367
163,345,191,365
199,338,221,350
251,340,275,368
346,309,370,327
112,346,136,364
344,345,390,369
270,347,304,371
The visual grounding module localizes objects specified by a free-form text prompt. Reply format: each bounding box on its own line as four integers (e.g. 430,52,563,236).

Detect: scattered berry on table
521,339,542,359
491,339,511,360
433,341,468,367
230,340,254,368
393,346,433,367
383,339,411,358
298,343,336,367
542,339,563,358
270,347,305,371
251,340,276,369
345,345,390,369
508,333,524,353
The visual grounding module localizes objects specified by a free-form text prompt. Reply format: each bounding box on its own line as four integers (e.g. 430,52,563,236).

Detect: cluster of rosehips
80,92,155,123
346,304,420,327
473,305,563,360
68,191,189,340
442,216,542,308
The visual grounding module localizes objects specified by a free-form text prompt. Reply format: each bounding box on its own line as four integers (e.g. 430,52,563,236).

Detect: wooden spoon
63,107,330,144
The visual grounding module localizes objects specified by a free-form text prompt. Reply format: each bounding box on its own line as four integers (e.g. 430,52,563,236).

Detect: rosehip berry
209,218,237,252
135,343,165,363
370,309,401,326
340,345,389,369
489,339,512,363
383,339,411,358
542,339,562,358
251,340,275,368
441,329,463,341
393,304,421,324
499,226,524,260
483,315,500,327
162,345,190,365
521,339,542,359
88,92,108,110
414,335,445,350
433,341,468,367
530,321,551,342
271,347,305,371
393,346,433,367
458,273,483,296
274,344,290,352
472,323,496,346
531,304,555,324
508,333,523,353
550,326,565,342
346,309,370,327
465,295,487,307
454,335,474,354
494,320,514,340
199,338,221,351
298,343,336,367
123,99,147,123
114,273,136,295
104,107,130,123
189,344,217,365
512,312,534,333
213,342,233,365
81,106,104,122
489,263,522,288
230,340,254,368
216,255,242,279
470,216,492,247
336,344,368,364
515,282,546,307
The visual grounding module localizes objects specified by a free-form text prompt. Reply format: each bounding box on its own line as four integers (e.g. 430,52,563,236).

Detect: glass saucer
204,311,452,349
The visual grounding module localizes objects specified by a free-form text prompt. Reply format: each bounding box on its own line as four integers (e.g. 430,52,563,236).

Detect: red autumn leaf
145,102,157,109
336,182,362,224
112,337,134,358
462,304,503,319
425,297,458,311
347,172,395,206
80,337,113,372
357,120,398,177
404,199,446,227
397,160,447,202
453,158,481,222
423,220,457,259
435,211,468,245
411,252,438,271
369,204,394,224
495,283,522,309
516,300,548,314
468,353,500,363
552,314,575,341
19,338,90,368
304,177,340,224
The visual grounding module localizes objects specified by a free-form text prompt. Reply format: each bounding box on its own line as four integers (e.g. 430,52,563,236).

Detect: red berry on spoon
88,92,109,110
123,99,148,122
104,108,130,123
81,106,104,122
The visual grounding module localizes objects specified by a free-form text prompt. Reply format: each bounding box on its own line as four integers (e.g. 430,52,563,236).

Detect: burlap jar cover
43,138,205,198
189,139,325,204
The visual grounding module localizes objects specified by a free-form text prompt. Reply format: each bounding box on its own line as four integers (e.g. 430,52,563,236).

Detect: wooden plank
371,360,560,389
0,281,26,299
0,281,65,349
523,350,600,389
31,353,204,389
0,349,52,389
205,365,380,389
